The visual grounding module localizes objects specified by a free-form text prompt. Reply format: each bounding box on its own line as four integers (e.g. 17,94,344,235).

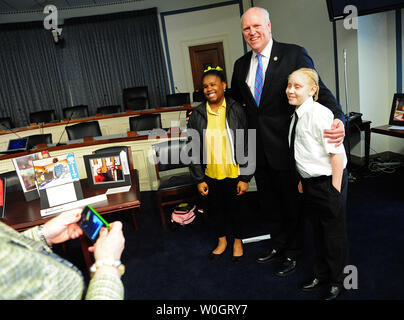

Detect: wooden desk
1,169,141,270
371,125,404,139
0,130,185,192
0,105,192,148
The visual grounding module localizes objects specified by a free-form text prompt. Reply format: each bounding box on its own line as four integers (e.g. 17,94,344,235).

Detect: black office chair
94,146,134,170
0,170,22,193
152,139,198,228
123,86,149,111
129,114,162,132
29,109,57,124
192,90,205,103
26,134,52,150
62,105,89,120
94,146,138,229
166,93,190,107
96,105,121,115
65,121,102,140
0,117,14,131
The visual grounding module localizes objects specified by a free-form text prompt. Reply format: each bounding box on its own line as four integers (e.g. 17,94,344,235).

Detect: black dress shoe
256,249,280,264
323,285,343,300
301,278,327,291
209,252,224,260
275,257,297,277
232,255,243,263
209,250,225,260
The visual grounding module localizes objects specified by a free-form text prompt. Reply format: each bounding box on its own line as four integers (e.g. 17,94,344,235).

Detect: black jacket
231,40,344,170
187,97,255,184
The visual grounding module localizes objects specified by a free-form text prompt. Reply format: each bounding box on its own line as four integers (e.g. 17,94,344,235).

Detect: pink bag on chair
171,203,196,226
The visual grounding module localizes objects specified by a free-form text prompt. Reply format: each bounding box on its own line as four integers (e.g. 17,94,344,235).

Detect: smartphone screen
78,205,109,241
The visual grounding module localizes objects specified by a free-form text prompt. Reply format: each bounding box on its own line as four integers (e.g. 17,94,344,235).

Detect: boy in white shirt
286,68,349,300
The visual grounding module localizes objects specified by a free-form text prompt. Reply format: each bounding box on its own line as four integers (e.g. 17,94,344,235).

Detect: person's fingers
324,131,344,139
67,224,83,239
107,221,122,235
334,139,343,147
98,226,109,239
58,208,82,225
110,221,123,230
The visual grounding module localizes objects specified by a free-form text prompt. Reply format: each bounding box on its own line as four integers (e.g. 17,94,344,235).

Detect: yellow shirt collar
206,99,226,115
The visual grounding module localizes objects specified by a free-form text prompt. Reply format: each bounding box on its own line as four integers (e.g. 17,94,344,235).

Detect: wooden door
189,42,226,91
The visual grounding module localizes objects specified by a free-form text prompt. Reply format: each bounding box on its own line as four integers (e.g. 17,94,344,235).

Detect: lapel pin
274,56,278,62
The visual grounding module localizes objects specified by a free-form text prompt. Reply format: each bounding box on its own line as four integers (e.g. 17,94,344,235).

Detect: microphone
0,122,22,139
55,111,75,146
102,94,108,106
175,86,180,93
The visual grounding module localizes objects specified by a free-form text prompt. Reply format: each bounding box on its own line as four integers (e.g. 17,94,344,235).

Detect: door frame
181,34,232,96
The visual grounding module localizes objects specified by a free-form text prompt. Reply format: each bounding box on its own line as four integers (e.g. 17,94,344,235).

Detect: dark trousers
254,159,304,259
205,176,244,239
301,169,349,287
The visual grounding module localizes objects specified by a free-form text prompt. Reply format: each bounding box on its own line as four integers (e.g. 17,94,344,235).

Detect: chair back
192,91,205,103
129,114,162,132
153,139,189,172
66,121,102,140
123,86,149,110
62,105,89,119
29,109,57,124
166,93,190,107
0,117,14,131
26,134,52,150
96,105,121,115
94,146,133,170
0,171,22,193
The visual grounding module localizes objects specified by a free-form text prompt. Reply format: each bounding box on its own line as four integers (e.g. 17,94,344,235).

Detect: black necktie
290,112,299,163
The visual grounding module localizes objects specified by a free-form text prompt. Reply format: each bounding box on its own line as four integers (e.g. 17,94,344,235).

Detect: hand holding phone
77,205,109,242
89,221,125,262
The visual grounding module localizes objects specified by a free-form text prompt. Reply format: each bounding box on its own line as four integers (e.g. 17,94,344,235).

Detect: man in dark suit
105,162,123,181
231,7,345,277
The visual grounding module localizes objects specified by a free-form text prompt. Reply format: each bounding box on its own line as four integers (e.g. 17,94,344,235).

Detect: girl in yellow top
188,67,253,262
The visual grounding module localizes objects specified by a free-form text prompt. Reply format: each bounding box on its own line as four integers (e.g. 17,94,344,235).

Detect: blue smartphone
78,205,109,242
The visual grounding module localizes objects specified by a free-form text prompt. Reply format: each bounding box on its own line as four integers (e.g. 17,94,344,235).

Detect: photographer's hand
42,208,83,246
88,221,125,277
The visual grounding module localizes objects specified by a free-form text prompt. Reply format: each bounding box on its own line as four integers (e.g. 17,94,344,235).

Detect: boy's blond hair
289,68,319,101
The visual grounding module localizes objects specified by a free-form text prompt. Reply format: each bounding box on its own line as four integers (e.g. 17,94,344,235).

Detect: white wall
357,11,403,156
335,15,361,157
256,0,337,96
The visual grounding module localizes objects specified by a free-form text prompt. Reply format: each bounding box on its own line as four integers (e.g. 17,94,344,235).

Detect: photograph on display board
83,151,131,189
389,93,404,126
393,96,404,121
91,156,124,184
33,153,80,190
12,151,50,193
